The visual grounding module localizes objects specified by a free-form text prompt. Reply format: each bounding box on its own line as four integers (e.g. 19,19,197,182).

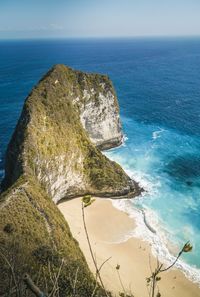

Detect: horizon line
1,35,200,42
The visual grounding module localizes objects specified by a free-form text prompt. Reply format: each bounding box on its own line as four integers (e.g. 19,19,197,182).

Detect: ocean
0,37,200,284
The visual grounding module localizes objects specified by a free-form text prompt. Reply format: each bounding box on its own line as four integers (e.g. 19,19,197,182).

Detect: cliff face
2,65,140,203
73,72,123,150
0,176,106,296
0,64,141,296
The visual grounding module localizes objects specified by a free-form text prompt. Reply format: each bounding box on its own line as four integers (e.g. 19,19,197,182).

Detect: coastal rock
72,74,123,150
0,65,141,296
2,64,141,202
0,176,106,296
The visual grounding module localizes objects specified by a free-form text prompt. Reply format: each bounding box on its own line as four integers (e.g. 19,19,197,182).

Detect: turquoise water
106,116,200,283
0,38,200,283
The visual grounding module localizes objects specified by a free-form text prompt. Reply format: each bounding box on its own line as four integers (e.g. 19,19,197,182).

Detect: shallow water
106,116,200,284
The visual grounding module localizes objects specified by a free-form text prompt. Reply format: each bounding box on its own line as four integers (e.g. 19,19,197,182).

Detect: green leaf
82,195,92,204
82,195,95,207
183,242,193,253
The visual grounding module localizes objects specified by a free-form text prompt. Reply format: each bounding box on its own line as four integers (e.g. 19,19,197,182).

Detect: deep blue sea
1,38,200,283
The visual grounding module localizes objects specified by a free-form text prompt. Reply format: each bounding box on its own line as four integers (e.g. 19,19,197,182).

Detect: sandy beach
58,198,200,297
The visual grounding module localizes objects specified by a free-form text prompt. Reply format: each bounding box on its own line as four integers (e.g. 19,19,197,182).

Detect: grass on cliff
0,176,107,296
84,145,129,190
0,64,134,296
4,64,132,196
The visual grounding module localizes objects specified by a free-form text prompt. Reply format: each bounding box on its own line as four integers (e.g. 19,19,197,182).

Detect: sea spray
104,120,200,286
110,197,200,286
152,128,166,140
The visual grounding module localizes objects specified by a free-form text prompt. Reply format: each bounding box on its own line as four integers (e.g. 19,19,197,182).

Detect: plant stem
81,203,109,297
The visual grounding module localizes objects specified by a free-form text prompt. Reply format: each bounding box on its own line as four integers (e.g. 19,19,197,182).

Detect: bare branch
81,201,109,297
23,273,46,297
72,267,79,297
49,259,64,297
98,257,112,274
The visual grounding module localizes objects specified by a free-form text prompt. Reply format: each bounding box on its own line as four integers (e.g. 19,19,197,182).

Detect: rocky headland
0,65,141,296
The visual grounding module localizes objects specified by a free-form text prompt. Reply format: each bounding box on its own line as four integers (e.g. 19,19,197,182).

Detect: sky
0,0,200,39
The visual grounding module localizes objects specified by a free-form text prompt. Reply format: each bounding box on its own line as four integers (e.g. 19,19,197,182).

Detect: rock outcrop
2,64,141,203
0,65,141,296
0,176,106,296
73,72,123,150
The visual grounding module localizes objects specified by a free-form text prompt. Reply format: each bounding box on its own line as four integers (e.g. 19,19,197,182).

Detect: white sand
58,197,200,297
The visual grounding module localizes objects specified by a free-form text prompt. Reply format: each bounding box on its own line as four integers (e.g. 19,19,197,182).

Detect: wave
110,197,200,286
152,128,165,140
116,134,128,148
102,134,129,153
108,167,200,285
112,193,200,286
122,134,128,146
125,168,160,197
105,128,200,286
141,209,156,234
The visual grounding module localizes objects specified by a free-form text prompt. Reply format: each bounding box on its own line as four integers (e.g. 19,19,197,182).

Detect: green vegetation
0,177,107,296
2,64,139,198
146,242,193,297
0,64,194,296
84,145,131,191
0,64,139,296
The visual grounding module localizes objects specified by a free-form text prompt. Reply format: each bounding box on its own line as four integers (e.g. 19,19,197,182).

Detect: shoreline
58,197,200,297
57,181,144,204
111,198,200,286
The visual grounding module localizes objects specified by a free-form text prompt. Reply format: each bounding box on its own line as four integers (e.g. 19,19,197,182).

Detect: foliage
82,195,95,208
0,64,136,296
2,64,137,199
147,241,193,297
0,178,105,296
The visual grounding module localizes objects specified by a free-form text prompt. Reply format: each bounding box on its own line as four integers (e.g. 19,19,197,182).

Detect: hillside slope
2,65,140,202
0,65,141,296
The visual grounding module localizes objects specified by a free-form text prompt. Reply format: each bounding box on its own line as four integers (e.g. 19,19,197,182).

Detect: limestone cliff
0,65,141,296
72,71,123,150
2,64,141,203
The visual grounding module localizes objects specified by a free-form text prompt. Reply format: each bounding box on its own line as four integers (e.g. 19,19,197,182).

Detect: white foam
105,139,200,286
152,128,165,140
103,134,128,152
125,168,160,197
110,198,200,286
123,134,128,142
120,134,128,148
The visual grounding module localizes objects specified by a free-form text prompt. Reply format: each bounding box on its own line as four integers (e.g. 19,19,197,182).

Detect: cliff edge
2,64,141,203
0,65,141,296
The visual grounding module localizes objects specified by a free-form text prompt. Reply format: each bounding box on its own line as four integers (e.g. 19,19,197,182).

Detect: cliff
0,65,141,296
2,64,140,203
73,70,123,150
0,176,106,296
